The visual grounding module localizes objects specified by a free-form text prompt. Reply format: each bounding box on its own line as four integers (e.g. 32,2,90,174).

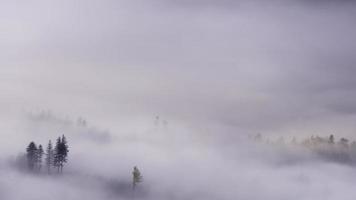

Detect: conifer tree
54,137,62,173
329,134,335,144
45,140,54,174
61,135,69,167
26,142,38,171
54,135,69,173
37,145,44,172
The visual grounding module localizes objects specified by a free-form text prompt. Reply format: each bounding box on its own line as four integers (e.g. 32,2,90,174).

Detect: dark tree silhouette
132,166,143,199
339,138,349,148
54,137,61,172
37,145,44,172
26,142,38,171
329,134,335,144
54,135,69,173
45,140,54,174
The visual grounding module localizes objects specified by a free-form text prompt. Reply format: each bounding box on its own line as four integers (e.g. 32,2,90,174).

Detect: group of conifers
26,135,69,174
25,135,144,195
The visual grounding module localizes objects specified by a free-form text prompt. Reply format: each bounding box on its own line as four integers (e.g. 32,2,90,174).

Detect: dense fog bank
1,111,356,200
2,0,356,199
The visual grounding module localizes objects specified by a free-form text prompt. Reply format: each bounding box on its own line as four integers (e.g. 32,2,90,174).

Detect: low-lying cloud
1,0,356,199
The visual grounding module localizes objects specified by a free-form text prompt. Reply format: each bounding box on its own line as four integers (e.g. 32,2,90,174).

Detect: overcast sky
1,0,356,138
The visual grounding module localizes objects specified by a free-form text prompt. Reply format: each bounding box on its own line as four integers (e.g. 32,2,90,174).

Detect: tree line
252,133,356,164
253,133,356,148
26,135,69,174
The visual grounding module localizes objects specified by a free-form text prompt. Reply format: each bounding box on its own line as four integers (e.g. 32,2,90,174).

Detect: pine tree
45,140,54,174
61,135,69,167
54,137,61,173
37,145,44,172
26,142,38,171
54,135,69,173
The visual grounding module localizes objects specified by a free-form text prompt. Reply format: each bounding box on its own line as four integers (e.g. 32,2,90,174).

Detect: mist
1,0,356,199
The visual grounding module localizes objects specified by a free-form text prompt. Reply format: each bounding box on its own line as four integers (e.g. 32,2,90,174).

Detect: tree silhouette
26,142,38,171
45,140,54,174
329,134,335,144
61,135,69,166
54,137,61,172
37,145,44,172
54,135,69,173
132,166,143,199
339,138,349,148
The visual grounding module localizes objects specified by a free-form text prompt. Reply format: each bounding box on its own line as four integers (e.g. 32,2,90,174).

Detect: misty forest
2,0,356,200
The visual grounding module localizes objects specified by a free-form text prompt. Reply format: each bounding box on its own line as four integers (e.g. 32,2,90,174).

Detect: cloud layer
1,0,356,199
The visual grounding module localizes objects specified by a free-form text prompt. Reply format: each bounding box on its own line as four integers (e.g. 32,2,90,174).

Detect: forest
24,135,68,174
253,134,356,165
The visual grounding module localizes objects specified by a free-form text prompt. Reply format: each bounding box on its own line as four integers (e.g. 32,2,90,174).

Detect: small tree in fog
54,137,61,172
37,144,44,172
329,134,335,144
60,135,69,172
54,135,69,173
339,138,349,148
132,166,143,199
26,142,38,171
45,140,54,174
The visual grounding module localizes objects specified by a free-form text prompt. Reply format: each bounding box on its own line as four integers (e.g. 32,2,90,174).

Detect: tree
54,135,69,173
61,135,69,166
54,137,61,172
37,145,44,172
329,134,335,144
132,166,143,199
339,138,349,148
77,117,87,127
26,142,38,171
45,140,54,174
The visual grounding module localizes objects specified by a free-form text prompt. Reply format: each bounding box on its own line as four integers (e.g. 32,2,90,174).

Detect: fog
1,0,356,199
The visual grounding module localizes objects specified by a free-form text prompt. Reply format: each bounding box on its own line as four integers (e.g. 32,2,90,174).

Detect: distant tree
54,135,69,173
77,117,87,127
26,142,38,171
329,134,335,144
37,145,44,172
339,138,349,148
45,140,54,174
61,135,69,169
54,137,61,172
132,166,143,197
